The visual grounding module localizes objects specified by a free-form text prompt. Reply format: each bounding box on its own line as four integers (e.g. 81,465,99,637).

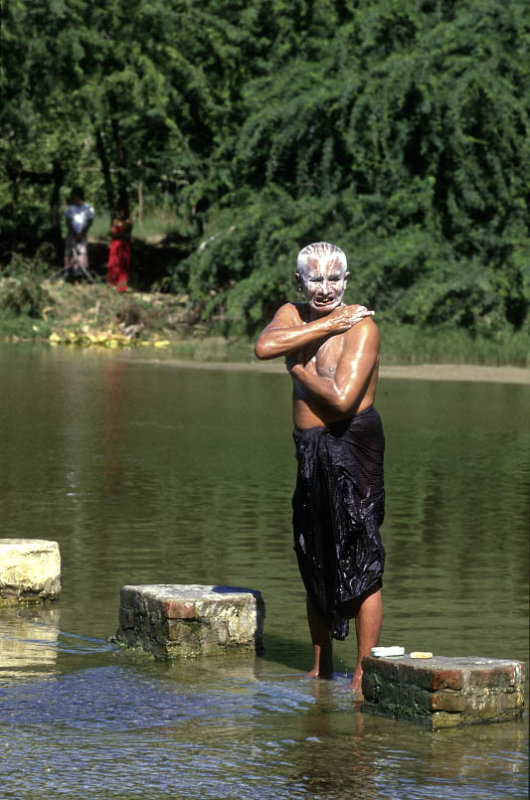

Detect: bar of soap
371,646,405,658
409,651,433,659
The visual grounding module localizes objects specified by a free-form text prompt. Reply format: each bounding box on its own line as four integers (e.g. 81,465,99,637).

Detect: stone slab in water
362,654,525,728
115,584,265,659
0,539,61,605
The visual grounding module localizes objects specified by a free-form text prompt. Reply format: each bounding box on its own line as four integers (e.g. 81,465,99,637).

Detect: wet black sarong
292,406,385,640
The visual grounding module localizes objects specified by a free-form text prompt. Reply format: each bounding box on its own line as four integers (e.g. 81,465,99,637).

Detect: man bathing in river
255,242,385,698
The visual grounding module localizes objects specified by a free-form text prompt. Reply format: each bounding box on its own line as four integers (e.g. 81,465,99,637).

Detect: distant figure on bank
107,208,133,293
64,187,95,283
255,242,385,699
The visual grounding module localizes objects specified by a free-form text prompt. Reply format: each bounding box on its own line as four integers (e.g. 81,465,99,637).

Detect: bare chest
303,334,345,376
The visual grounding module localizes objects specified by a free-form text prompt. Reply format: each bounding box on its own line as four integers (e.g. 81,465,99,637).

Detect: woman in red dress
107,209,133,292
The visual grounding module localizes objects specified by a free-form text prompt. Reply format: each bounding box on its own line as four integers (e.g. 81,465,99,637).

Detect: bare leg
306,596,334,679
350,590,382,697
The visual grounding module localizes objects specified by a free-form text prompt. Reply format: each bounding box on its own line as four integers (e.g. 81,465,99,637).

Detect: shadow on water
260,632,319,675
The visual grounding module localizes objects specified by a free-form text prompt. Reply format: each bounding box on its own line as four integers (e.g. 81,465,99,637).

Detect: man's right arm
254,303,373,360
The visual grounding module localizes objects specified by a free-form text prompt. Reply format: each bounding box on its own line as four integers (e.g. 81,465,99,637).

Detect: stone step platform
362,653,525,728
0,539,61,605
115,584,265,659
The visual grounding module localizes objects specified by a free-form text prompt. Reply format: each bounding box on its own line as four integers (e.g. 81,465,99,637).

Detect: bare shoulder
265,301,306,328
344,316,380,348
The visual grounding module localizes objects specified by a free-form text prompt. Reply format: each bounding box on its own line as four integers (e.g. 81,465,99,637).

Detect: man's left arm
65,208,75,235
289,319,379,415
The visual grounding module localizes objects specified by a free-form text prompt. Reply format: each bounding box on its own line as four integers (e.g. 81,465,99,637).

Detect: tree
1,0,528,336
182,0,529,333
1,0,244,231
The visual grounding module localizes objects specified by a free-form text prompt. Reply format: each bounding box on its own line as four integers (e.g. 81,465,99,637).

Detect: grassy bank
0,277,528,368
376,321,529,368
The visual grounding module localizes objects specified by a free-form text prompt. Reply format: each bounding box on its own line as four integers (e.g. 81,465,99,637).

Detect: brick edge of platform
114,584,265,660
361,655,525,728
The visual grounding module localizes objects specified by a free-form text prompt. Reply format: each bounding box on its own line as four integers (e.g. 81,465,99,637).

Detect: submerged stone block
362,654,525,728
115,584,265,659
0,539,61,605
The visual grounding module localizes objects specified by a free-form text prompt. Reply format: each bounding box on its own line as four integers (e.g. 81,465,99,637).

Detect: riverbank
379,363,530,384
1,279,528,371
0,279,197,347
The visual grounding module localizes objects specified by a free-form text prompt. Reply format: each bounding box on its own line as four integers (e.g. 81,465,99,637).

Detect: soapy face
297,256,349,316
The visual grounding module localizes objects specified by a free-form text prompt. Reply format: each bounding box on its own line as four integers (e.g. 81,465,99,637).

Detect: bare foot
306,665,334,679
349,683,364,702
349,667,364,701
306,598,334,679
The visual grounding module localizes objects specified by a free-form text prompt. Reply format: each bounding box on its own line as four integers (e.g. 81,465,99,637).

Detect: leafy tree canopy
1,0,528,335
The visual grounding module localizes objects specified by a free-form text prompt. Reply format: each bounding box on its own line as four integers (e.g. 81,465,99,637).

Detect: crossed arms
255,303,379,416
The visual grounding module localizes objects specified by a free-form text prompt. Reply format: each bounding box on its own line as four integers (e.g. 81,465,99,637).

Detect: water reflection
0,345,528,799
101,359,129,500
0,605,59,681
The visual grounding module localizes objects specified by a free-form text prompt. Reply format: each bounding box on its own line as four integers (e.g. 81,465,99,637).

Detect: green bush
0,274,53,319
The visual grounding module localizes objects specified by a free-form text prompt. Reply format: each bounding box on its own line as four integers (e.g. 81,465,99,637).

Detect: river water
0,344,528,800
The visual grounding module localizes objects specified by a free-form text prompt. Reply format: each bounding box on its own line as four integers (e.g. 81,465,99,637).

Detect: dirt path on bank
138,359,530,385
380,364,530,384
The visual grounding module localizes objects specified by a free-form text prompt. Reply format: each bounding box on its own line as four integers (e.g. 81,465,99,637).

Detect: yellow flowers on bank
48,330,170,348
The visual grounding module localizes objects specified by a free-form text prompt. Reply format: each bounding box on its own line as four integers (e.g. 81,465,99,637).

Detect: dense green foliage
2,0,529,337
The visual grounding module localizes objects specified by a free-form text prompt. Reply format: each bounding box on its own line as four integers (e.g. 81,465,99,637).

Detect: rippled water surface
0,345,528,799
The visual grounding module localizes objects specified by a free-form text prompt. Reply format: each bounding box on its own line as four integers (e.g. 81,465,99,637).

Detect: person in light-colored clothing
64,187,95,282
